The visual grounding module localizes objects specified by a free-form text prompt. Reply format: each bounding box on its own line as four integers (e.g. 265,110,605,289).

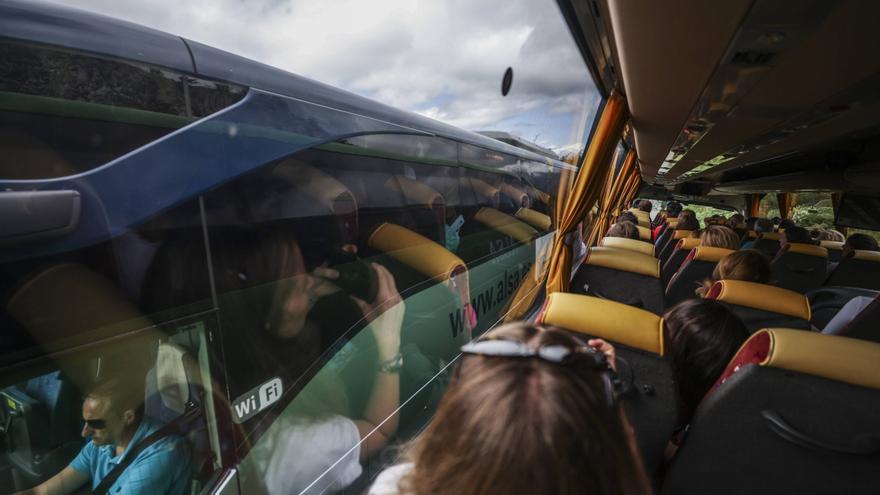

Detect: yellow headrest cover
746,230,758,238
534,189,551,205
474,208,538,243
735,223,747,230
853,250,880,262
540,292,664,355
385,176,444,209
672,230,695,240
710,280,810,320
600,237,655,256
760,232,781,241
586,247,660,278
676,237,701,251
757,329,880,390
636,225,652,241
819,240,844,251
368,223,465,284
629,208,650,222
785,243,828,258
500,183,530,207
666,218,679,227
514,208,551,231
693,246,735,262
466,178,499,202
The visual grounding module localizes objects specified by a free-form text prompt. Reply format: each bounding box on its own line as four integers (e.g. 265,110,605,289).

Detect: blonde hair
697,250,771,297
699,225,740,250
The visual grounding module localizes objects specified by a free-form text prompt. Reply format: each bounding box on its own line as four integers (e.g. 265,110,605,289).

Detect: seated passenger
741,218,773,249
778,218,796,231
817,228,845,242
725,213,744,230
15,378,193,495
607,221,641,240
653,200,683,237
778,225,817,252
695,250,771,297
617,210,640,225
637,199,653,220
675,214,700,234
369,323,650,495
842,233,879,257
699,225,740,250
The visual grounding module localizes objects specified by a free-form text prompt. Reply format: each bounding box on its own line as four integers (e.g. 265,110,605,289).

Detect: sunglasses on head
83,418,107,429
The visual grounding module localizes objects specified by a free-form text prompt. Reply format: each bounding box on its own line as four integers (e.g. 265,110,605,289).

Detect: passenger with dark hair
675,214,700,233
637,199,653,214
653,201,683,238
726,213,744,228
663,299,750,418
843,233,880,257
607,221,641,240
15,378,193,495
778,218,796,231
696,250,771,297
779,225,815,252
369,323,650,495
741,218,773,249
617,211,639,225
699,225,740,250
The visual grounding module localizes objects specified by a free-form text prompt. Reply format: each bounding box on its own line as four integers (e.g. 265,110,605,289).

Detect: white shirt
368,463,414,495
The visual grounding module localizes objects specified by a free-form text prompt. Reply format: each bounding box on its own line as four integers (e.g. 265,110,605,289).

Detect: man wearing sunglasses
15,378,192,495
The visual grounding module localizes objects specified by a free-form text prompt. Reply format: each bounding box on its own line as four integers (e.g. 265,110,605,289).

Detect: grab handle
762,410,880,456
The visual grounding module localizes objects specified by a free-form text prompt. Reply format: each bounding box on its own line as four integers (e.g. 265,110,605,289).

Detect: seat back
836,295,880,343
572,247,664,314
539,293,674,477
661,237,700,288
705,280,812,332
599,236,655,256
665,247,734,307
629,208,651,228
751,232,781,258
771,243,828,293
658,230,695,269
806,286,879,329
739,229,758,247
662,329,880,495
636,225,652,241
825,250,880,290
819,240,844,263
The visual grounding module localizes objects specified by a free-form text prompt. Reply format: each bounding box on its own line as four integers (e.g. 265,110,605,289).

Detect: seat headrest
783,243,828,258
692,246,735,262
514,208,551,231
155,343,200,414
384,176,444,209
272,159,357,216
629,208,650,221
852,250,880,262
706,280,810,320
734,223,747,230
746,230,758,238
500,183,530,208
585,247,660,278
466,178,500,203
675,237,701,251
600,237,655,256
636,225,652,241
539,292,664,355
759,232,781,241
368,223,466,285
672,230,695,240
819,240,844,250
474,207,538,243
717,329,880,391
666,218,679,227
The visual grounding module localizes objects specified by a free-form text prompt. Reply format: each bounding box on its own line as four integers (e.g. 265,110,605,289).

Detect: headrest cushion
586,247,660,278
474,207,538,243
501,184,530,207
852,250,880,262
693,246,735,262
636,225,652,241
706,280,810,320
676,237,701,251
718,329,880,390
759,232,781,241
819,240,844,251
783,243,828,258
600,237,655,256
629,208,650,222
672,230,695,240
385,176,444,209
514,208,551,231
666,218,679,227
540,292,664,355
368,223,465,284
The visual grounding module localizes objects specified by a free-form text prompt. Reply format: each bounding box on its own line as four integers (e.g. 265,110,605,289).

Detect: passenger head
697,250,771,297
664,300,749,414
778,218,796,231
754,218,774,234
81,378,145,446
666,201,683,218
780,225,814,248
745,217,758,230
607,221,640,240
825,229,846,242
699,225,740,250
843,233,880,257
402,322,649,495
676,214,700,232
617,211,639,225
637,199,653,213
727,213,744,226
679,209,696,221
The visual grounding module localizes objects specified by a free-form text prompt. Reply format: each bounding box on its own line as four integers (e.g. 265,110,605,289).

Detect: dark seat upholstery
819,240,844,263
539,293,675,478
771,243,828,293
825,250,880,291
834,295,880,343
807,286,880,329
653,218,677,252
751,232,781,258
572,247,664,314
665,247,734,307
662,329,880,495
658,230,695,270
739,229,757,247
661,237,700,288
705,280,812,332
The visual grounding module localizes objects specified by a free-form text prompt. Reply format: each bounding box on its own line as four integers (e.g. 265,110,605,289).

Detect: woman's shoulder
368,462,414,495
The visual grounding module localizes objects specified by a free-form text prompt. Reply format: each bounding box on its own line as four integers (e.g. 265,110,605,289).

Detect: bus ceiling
557,0,880,196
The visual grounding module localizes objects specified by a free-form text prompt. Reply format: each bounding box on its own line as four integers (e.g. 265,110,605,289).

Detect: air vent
730,51,776,66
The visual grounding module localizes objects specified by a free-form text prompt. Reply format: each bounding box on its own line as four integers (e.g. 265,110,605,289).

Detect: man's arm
14,466,89,495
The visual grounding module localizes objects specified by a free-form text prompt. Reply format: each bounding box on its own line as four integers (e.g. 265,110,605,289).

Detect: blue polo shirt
70,418,192,494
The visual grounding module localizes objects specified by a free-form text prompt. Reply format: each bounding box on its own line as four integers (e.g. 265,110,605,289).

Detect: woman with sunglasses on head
369,322,650,495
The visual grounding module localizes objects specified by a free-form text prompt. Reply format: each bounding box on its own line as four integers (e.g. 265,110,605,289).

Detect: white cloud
46,0,601,152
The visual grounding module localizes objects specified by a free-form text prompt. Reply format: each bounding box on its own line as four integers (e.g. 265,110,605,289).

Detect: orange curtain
619,165,642,213
777,192,797,219
587,149,637,246
746,193,764,218
546,92,628,294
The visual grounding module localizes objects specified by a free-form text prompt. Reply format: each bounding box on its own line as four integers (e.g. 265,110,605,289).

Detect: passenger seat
825,249,880,291
662,329,880,495
704,280,811,332
538,293,675,477
599,236,655,256
771,243,828,293
657,230,695,269
572,247,664,314
661,237,700,288
819,240,844,263
665,247,734,307
750,232,781,258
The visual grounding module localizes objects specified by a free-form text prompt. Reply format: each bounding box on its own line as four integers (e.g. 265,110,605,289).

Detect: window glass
0,40,245,179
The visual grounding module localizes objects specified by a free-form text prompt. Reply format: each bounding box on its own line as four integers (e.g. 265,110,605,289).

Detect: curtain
587,149,637,247
546,92,628,294
746,193,764,218
777,192,797,219
619,165,642,214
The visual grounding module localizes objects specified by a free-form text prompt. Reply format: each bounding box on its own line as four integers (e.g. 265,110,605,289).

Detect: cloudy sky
49,0,602,154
